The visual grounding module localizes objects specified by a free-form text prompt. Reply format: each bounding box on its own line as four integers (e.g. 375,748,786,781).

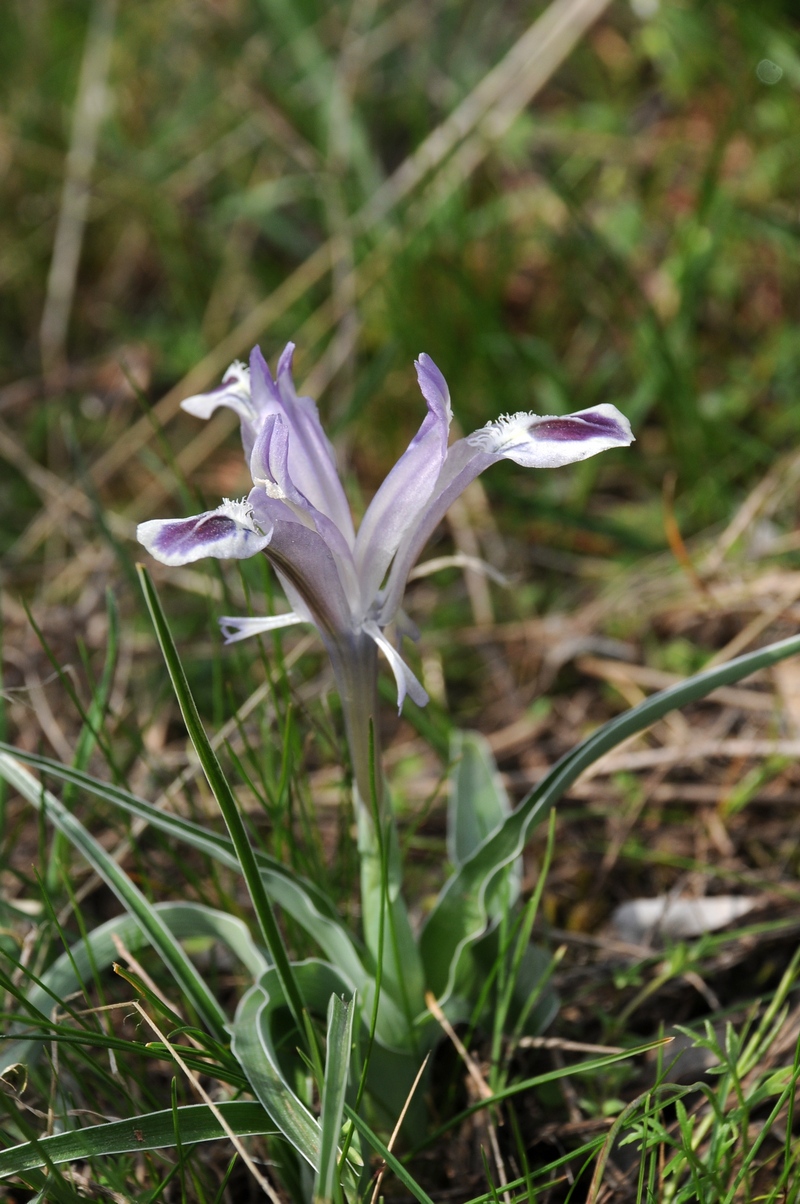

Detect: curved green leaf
0,743,341,922
0,743,370,991
422,632,800,1000
230,962,361,1194
448,730,513,871
0,754,228,1040
0,1102,276,1177
1,902,267,1074
0,744,410,1047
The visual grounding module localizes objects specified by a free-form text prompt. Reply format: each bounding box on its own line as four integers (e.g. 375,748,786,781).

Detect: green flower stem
325,633,425,1024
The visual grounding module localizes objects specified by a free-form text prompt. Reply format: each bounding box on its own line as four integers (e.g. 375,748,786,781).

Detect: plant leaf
0,747,412,1055
0,742,338,912
422,632,800,1001
138,564,307,1037
448,730,513,868
343,1103,436,1204
230,963,361,1195
0,1102,277,1177
314,992,355,1204
0,754,228,1040
0,744,367,980
1,901,265,1075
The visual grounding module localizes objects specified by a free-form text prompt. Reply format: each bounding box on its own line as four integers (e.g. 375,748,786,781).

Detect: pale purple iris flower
138,345,633,728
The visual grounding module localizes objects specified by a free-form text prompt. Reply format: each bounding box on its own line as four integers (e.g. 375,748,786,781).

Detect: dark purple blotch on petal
531,412,628,442
154,514,235,555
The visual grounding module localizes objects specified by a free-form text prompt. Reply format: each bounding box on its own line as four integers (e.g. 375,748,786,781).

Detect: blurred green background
2,0,800,575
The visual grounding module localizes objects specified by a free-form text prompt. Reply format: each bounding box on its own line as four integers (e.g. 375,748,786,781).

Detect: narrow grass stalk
343,1103,436,1204
416,1037,671,1154
314,992,356,1204
338,722,386,1177
137,565,306,1040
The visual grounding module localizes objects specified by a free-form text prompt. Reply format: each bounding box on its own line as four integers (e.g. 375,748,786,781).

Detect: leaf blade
0,754,228,1040
315,993,356,1204
0,1102,277,1176
422,633,800,1001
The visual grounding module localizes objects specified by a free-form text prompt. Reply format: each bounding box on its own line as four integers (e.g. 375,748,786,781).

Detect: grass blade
314,992,355,1204
0,1102,276,1176
343,1103,436,1204
138,564,306,1037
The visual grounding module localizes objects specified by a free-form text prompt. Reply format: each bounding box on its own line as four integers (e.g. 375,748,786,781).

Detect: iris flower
138,346,632,794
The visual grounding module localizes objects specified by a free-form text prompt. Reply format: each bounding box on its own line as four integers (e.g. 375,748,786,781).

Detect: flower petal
466,403,633,469
218,612,306,644
251,414,362,609
251,345,355,542
261,518,358,638
378,439,491,624
137,498,272,567
363,621,429,712
181,362,261,458
379,403,633,624
354,353,452,604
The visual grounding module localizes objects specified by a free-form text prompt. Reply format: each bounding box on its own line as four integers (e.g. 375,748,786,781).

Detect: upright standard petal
380,402,633,624
137,497,272,567
250,345,355,543
250,414,362,611
354,354,452,605
466,403,633,468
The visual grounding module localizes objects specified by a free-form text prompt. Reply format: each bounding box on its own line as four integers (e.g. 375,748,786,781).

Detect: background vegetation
2,0,800,1199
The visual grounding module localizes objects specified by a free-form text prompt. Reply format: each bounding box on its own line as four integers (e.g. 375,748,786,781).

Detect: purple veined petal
378,438,491,625
181,362,261,459
275,342,299,407
260,517,357,638
218,612,307,644
362,621,429,712
251,414,363,611
466,403,633,469
137,498,273,567
250,345,355,543
379,402,633,625
354,353,452,607
251,414,316,528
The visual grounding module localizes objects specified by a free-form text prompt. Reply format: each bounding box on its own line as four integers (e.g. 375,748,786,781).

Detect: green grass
3,0,800,1199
